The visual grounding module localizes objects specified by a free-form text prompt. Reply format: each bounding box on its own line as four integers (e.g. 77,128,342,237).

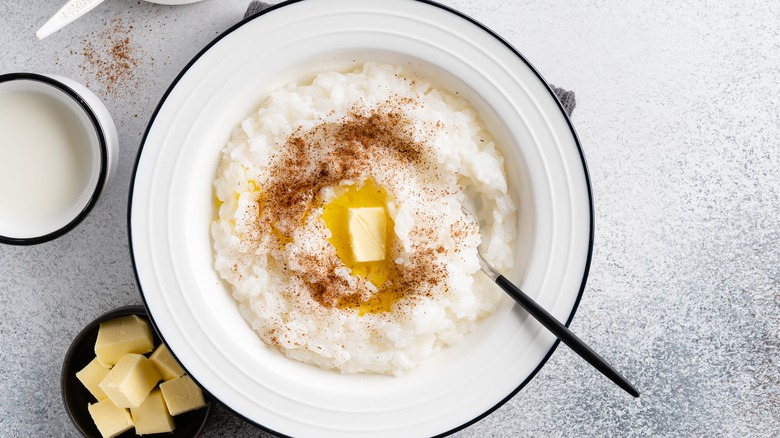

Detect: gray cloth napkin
245,1,270,16
244,1,575,116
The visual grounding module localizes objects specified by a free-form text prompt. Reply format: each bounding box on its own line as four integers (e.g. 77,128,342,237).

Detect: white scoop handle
35,0,108,40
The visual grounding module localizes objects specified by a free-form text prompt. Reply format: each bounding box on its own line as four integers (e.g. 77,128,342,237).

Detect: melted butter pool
322,179,405,315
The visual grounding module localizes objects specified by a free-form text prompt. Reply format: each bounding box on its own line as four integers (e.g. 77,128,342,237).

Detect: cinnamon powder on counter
80,19,140,97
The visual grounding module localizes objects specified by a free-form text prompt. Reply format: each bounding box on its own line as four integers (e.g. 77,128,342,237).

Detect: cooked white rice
212,62,515,374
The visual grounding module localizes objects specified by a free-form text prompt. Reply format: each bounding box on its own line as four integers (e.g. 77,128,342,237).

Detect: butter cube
130,388,175,435
76,357,111,401
348,207,386,262
159,375,206,416
87,398,134,438
149,344,185,381
95,315,154,367
99,354,161,408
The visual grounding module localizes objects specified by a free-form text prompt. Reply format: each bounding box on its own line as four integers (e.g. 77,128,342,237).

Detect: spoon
35,0,207,40
36,0,109,40
462,206,640,397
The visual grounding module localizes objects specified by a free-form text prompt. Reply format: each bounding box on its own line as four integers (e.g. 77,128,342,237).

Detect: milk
0,90,94,237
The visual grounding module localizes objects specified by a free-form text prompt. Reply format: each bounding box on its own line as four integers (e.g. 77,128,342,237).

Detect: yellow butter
348,207,387,262
87,398,134,438
99,354,161,409
130,388,175,435
95,315,154,367
148,344,185,381
76,357,111,401
159,375,206,416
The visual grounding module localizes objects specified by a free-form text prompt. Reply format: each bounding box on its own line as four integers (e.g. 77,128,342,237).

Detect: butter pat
95,315,154,367
149,344,185,381
99,354,161,408
87,399,134,438
348,207,386,262
76,357,111,401
159,375,206,416
130,388,175,435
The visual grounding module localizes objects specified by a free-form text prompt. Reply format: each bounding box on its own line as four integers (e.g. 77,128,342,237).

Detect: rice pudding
212,62,515,374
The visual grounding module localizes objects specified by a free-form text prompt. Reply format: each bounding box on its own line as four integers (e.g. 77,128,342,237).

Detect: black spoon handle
495,275,640,398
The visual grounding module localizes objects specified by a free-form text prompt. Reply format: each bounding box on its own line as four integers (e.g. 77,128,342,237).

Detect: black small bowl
62,306,211,438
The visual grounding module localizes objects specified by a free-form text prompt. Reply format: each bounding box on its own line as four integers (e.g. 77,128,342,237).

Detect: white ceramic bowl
0,73,118,245
144,0,208,4
129,1,593,437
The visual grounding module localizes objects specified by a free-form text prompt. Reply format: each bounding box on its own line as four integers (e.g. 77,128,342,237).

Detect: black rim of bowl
61,305,212,438
0,72,108,246
127,0,595,437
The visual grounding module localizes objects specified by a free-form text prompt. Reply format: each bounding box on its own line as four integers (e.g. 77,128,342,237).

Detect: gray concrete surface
1,0,778,436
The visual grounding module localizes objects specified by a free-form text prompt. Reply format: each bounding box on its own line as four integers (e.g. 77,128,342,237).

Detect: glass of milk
0,73,118,245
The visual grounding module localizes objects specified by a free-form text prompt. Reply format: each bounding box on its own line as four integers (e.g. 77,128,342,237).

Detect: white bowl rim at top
36,0,210,40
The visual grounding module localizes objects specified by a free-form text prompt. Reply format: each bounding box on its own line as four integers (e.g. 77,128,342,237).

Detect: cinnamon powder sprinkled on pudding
212,62,516,374
255,106,459,312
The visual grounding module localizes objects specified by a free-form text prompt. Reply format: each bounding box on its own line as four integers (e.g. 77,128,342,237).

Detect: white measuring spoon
36,0,109,41
35,0,208,41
